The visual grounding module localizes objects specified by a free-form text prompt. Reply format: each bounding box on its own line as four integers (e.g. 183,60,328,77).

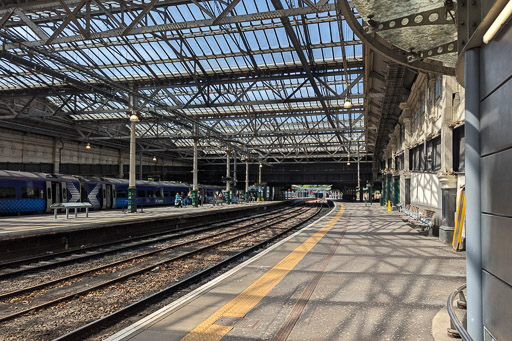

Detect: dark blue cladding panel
480,79,512,156
0,199,46,214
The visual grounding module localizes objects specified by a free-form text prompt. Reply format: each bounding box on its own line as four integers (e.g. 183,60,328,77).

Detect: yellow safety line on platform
181,204,345,341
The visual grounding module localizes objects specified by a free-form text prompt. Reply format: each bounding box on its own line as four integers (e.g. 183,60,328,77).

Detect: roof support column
225,150,231,204
128,93,139,213
258,163,262,201
465,47,482,341
192,132,199,207
245,158,249,195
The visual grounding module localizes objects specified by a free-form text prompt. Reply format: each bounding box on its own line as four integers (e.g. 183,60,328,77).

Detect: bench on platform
401,205,435,231
50,202,93,219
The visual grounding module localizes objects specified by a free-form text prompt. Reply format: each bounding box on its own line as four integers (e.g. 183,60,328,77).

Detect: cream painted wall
410,172,441,209
0,127,188,168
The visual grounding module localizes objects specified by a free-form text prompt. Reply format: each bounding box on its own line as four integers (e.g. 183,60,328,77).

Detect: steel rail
0,206,314,323
54,202,329,340
0,206,301,298
0,205,291,275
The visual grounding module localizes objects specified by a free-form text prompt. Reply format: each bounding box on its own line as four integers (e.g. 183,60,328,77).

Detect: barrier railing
447,283,472,340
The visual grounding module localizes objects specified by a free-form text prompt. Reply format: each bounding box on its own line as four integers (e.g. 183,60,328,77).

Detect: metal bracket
409,40,458,60
364,6,455,34
337,0,454,75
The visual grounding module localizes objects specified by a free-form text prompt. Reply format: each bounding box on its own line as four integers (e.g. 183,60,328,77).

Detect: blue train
0,170,223,215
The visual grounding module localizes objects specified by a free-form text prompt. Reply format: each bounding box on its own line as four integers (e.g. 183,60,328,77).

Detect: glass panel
0,187,17,199
22,187,38,199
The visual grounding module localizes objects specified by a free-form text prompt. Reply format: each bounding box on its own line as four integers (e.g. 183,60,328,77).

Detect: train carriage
0,170,81,214
0,169,226,215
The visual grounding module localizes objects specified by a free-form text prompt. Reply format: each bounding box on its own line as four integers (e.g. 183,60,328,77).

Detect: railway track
0,203,330,341
0,204,295,279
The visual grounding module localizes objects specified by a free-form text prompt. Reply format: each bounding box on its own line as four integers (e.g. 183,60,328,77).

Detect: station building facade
379,73,465,243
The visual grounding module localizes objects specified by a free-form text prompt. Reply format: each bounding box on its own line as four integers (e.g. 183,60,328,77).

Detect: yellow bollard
388,200,391,211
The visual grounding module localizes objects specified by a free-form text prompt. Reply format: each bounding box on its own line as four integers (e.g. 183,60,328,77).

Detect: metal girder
363,6,454,33
337,0,454,75
0,0,370,167
3,3,338,48
270,0,345,147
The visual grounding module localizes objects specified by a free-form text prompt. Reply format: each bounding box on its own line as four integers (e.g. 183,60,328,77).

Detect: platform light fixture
85,142,91,150
483,0,512,44
129,113,139,122
152,156,157,162
343,97,353,109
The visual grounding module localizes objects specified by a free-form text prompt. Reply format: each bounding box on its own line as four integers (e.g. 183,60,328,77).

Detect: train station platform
0,201,280,240
108,202,466,341
0,201,285,262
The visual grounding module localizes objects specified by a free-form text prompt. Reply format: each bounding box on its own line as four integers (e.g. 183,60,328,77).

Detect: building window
395,153,404,171
436,77,442,100
428,83,434,106
425,136,441,171
21,187,38,199
453,125,465,172
387,158,392,170
0,187,17,199
410,145,428,171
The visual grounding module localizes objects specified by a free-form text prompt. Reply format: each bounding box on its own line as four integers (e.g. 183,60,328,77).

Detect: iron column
465,48,482,341
245,158,249,202
128,112,138,213
258,163,262,201
192,136,199,206
226,150,231,204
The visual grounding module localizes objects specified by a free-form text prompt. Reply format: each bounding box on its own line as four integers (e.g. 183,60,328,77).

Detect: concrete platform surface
0,201,277,240
108,202,466,341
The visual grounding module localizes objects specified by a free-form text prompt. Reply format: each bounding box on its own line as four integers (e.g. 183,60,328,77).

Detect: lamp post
128,112,138,213
192,135,199,207
258,163,262,201
245,158,249,202
225,150,231,205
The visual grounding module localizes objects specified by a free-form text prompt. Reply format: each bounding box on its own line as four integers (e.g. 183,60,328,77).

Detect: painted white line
107,202,338,341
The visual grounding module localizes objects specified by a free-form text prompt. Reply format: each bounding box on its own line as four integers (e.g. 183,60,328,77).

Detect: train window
138,190,145,198
156,190,162,197
63,188,67,199
117,191,127,198
147,190,154,197
0,187,17,199
170,191,176,198
22,187,38,199
163,191,169,197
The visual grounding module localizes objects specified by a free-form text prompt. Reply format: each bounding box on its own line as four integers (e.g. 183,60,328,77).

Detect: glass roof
0,0,365,163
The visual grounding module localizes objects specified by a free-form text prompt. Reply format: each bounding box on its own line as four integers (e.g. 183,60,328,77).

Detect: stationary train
0,170,223,215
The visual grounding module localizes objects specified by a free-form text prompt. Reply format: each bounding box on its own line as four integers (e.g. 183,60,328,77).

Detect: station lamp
152,156,157,162
85,142,91,150
129,113,139,122
343,97,353,109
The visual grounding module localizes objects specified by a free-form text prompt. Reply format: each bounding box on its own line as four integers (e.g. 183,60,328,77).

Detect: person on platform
175,192,181,208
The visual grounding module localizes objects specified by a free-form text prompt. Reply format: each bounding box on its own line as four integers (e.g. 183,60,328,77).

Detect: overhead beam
5,4,338,48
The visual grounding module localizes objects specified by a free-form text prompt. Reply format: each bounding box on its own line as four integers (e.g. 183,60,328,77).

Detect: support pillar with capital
192,135,199,207
225,150,231,205
438,174,458,242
